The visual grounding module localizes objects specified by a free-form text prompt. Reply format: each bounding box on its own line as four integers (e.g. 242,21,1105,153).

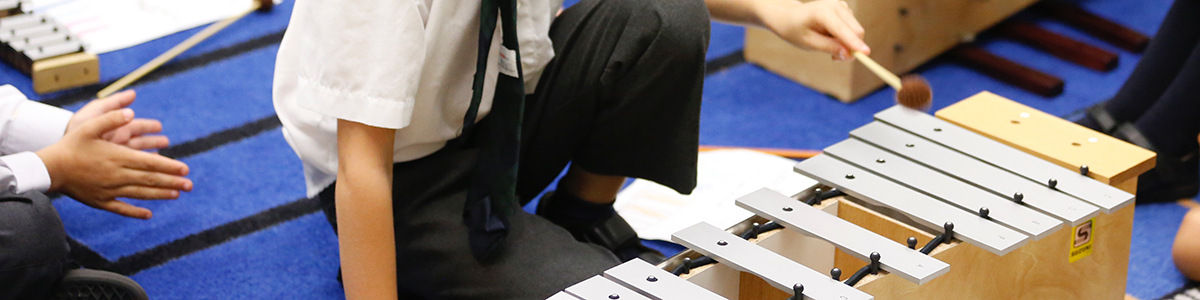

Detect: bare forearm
707,0,869,58
335,175,398,300
336,119,398,300
706,0,774,28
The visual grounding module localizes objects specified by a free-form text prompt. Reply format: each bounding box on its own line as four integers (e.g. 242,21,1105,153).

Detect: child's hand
66,90,170,150
38,109,192,219
759,0,870,60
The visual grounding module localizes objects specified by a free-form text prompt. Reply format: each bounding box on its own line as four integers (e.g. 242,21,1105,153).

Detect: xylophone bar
735,188,950,285
873,106,1134,212
795,155,1029,256
564,276,653,300
549,292,581,300
850,122,1100,225
823,139,1063,239
672,222,874,300
602,260,728,300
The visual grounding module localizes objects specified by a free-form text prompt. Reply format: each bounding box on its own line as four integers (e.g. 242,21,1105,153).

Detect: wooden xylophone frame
647,92,1153,300
0,11,100,94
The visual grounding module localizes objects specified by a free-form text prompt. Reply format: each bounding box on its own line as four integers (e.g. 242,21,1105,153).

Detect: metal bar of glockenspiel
548,292,582,300
603,260,728,300
565,276,653,300
672,222,874,300
735,188,951,285
873,106,1133,212
794,154,1030,256
849,122,1100,226
822,139,1063,239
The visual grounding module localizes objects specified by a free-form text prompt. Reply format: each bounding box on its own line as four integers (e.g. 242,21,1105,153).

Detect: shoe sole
51,269,149,300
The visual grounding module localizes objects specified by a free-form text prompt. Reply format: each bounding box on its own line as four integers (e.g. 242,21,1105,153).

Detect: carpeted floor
3,0,1197,299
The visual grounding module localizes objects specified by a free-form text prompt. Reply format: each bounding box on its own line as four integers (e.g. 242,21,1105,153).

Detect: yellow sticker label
1069,218,1095,263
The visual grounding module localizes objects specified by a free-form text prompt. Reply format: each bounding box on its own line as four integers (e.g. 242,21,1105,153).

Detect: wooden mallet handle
96,0,274,98
853,52,901,90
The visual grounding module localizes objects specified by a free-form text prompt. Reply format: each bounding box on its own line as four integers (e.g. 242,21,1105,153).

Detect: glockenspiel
0,6,99,94
548,92,1154,300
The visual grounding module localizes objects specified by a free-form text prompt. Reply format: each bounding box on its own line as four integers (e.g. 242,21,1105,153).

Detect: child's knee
0,194,69,270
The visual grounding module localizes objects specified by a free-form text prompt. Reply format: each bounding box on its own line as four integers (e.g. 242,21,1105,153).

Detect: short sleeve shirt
272,0,561,196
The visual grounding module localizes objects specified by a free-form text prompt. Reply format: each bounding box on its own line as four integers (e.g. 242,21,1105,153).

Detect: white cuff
7,100,71,152
0,151,52,193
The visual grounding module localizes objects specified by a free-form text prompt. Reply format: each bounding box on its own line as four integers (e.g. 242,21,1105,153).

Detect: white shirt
273,0,561,197
0,85,72,194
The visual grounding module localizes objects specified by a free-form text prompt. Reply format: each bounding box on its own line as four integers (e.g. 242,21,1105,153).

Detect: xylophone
0,2,99,94
549,92,1155,300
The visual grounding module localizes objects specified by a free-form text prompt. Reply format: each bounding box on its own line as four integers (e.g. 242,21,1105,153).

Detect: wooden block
744,0,1039,102
32,51,99,94
935,91,1156,187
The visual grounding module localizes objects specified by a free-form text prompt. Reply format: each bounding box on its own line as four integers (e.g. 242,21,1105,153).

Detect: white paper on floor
26,0,282,54
613,149,819,241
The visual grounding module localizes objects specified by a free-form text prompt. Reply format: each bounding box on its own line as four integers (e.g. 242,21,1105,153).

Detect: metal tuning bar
873,106,1134,213
822,139,1063,239
564,276,653,300
849,122,1100,225
672,223,873,300
603,260,728,300
795,155,1030,256
548,292,582,300
735,188,950,284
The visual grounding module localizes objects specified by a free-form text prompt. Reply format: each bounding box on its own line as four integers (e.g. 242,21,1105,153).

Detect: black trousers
1103,0,1200,156
0,192,72,300
316,0,710,299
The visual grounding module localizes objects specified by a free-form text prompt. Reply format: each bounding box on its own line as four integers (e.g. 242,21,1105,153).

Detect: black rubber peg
1080,165,1090,176
1049,178,1058,189
943,222,955,243
907,237,918,249
1013,192,1024,204
831,268,842,281
791,283,804,300
979,207,991,219
869,252,882,275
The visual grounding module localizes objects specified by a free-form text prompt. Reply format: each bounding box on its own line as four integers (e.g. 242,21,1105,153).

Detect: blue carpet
3,0,1195,299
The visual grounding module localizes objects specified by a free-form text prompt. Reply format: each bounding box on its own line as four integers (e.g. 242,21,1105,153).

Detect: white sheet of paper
27,0,280,54
613,149,820,241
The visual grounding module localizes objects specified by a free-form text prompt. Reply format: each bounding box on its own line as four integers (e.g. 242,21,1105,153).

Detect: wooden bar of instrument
947,45,1063,97
995,21,1119,71
1033,1,1150,52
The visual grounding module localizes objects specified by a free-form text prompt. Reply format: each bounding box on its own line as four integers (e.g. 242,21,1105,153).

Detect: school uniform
273,0,710,298
0,85,76,300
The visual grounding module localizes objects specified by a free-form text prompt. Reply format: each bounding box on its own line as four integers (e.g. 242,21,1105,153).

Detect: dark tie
461,0,525,262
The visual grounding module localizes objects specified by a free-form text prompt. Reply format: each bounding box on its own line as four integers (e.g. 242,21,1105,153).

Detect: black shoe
50,269,148,300
1137,150,1200,204
1081,102,1199,204
537,191,667,264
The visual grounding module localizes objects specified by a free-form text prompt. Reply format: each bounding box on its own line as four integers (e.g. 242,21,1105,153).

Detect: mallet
852,52,932,110
97,0,275,98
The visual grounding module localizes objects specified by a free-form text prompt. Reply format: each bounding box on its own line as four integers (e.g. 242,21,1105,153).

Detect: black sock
537,191,617,229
